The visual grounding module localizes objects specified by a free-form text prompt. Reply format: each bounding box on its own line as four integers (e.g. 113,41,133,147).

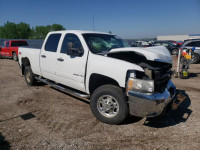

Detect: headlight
127,78,154,93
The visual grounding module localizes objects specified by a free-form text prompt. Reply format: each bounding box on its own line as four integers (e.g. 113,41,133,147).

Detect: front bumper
128,80,176,117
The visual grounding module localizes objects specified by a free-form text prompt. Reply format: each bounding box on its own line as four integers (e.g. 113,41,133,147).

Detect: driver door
55,33,87,92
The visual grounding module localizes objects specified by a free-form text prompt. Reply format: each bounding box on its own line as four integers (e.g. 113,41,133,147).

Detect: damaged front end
107,51,177,117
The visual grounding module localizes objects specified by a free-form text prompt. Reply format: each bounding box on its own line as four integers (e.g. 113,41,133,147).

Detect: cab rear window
11,41,28,47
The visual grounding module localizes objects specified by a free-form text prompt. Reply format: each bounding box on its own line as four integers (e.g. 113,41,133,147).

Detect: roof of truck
49,30,113,35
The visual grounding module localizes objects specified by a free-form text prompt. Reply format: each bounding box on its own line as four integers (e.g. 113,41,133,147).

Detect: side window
197,41,200,47
154,43,161,46
1,42,5,48
6,42,10,47
61,33,83,54
45,34,61,52
186,41,200,47
162,43,169,47
185,42,191,47
192,41,200,47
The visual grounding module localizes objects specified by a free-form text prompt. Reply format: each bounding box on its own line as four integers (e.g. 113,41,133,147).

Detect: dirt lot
0,58,200,150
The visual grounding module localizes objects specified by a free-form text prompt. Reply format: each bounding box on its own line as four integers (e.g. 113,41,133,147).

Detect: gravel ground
0,57,200,150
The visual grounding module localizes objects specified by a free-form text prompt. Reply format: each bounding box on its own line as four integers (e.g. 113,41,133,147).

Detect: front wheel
24,66,36,86
13,52,18,61
191,54,200,64
90,85,128,124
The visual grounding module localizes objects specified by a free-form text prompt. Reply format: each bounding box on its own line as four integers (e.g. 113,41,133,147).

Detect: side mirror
66,42,84,56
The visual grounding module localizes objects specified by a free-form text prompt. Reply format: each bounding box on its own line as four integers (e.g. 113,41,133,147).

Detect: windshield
83,33,129,54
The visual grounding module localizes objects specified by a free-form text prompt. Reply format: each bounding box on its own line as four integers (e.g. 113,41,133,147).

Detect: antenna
93,13,95,32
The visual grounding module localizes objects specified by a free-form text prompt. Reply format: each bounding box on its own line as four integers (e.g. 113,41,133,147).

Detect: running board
35,77,90,98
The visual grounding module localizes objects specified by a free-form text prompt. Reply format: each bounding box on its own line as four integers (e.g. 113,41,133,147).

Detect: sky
0,0,200,39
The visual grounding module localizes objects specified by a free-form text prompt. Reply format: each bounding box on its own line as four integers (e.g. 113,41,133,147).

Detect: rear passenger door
40,33,62,81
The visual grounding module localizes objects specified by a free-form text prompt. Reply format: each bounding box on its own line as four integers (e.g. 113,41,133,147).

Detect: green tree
0,21,66,39
17,22,31,39
0,21,18,39
33,24,66,39
0,21,31,39
51,24,65,31
33,26,47,39
30,27,35,39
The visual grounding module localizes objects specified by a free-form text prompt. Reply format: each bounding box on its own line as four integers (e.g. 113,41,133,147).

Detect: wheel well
21,57,30,75
12,51,16,55
89,73,120,94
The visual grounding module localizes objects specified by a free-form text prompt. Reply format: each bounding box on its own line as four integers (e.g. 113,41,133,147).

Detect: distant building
157,34,200,41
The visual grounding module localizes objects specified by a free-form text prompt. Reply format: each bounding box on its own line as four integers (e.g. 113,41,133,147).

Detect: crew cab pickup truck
18,30,176,124
0,40,28,61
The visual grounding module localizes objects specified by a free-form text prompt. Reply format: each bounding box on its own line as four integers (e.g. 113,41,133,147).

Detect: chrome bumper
128,80,176,117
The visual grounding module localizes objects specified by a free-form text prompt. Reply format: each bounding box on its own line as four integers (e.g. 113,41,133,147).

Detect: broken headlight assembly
126,71,154,93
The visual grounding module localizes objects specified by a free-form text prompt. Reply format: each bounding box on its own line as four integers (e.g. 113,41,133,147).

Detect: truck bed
18,47,41,76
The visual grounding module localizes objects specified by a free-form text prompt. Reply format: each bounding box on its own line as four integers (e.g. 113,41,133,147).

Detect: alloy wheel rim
191,55,197,63
172,49,178,55
97,95,119,118
26,71,31,83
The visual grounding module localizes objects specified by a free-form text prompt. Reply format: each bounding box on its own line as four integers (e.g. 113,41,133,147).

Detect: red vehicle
0,40,28,61
169,40,183,46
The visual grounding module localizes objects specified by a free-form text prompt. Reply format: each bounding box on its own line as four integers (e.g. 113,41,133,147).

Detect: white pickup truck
18,30,176,124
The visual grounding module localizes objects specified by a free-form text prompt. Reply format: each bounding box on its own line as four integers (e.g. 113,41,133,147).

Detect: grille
153,65,172,93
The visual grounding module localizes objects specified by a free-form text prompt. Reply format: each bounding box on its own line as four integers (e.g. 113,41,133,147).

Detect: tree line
0,21,66,39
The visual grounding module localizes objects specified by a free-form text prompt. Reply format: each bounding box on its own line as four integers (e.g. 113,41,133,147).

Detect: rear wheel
90,85,128,124
191,54,200,64
24,66,36,86
13,52,18,61
0,54,2,59
172,49,178,55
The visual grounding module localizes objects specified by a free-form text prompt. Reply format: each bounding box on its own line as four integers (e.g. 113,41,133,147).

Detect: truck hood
108,46,172,64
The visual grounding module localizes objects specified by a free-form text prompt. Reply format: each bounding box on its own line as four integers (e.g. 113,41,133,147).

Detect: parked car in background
168,40,183,46
152,41,179,55
177,41,183,45
180,39,200,64
0,40,28,61
131,41,152,47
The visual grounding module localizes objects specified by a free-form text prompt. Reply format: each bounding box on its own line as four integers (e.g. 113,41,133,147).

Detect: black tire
90,85,128,125
24,66,36,86
171,49,178,55
191,54,200,64
174,72,178,78
13,52,18,61
0,54,2,59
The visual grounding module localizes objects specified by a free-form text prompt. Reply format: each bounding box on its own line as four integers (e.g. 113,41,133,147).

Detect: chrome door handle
41,55,46,58
57,58,64,62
